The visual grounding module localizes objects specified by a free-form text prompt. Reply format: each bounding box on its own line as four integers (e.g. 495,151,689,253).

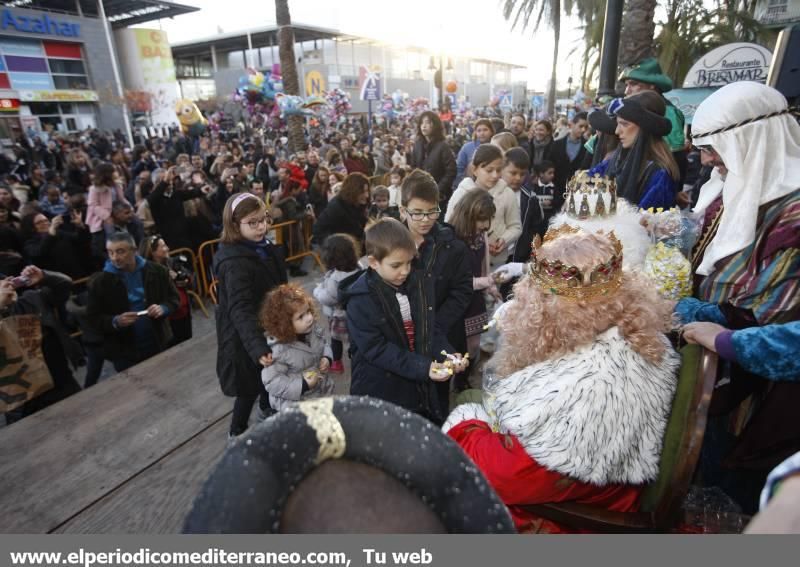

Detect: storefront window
0,38,92,92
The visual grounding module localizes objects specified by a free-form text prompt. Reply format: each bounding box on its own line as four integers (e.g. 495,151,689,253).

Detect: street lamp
428,55,454,111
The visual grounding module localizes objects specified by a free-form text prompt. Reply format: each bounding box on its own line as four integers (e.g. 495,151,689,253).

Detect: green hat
619,58,673,93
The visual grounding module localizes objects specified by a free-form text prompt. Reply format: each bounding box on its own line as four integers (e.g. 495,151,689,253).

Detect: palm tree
655,0,763,86
503,0,568,117
618,0,658,75
275,0,305,153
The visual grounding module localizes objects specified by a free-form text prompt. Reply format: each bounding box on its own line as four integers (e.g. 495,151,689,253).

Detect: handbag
0,314,54,413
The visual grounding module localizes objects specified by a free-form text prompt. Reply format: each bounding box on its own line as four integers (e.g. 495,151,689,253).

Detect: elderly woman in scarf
589,91,679,209
444,226,679,532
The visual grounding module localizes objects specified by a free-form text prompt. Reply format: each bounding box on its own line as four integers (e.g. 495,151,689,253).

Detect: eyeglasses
240,214,271,229
404,208,441,221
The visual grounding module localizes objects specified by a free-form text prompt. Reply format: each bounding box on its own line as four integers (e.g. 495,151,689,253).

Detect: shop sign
19,89,98,102
683,43,772,88
0,98,19,112
1,9,80,38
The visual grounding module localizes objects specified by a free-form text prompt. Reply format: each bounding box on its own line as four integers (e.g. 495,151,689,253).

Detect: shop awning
664,87,718,125
0,1,200,29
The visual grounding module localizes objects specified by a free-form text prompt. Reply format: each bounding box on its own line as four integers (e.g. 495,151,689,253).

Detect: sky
140,0,587,91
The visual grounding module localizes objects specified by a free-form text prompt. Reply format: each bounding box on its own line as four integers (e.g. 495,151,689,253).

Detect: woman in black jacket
213,193,287,439
311,172,370,246
411,111,456,210
21,210,92,280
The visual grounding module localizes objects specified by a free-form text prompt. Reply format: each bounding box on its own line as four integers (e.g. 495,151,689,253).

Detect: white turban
691,82,800,276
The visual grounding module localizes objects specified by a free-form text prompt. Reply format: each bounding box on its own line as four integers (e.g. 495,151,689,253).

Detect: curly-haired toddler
260,283,335,411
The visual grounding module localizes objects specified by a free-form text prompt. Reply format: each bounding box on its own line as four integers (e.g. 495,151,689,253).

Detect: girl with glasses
213,192,288,443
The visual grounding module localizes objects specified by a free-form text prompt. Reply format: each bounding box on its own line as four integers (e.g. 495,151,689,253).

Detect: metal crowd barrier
196,218,323,299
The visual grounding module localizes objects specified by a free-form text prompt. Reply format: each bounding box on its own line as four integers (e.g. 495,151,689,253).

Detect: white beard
444,327,679,485
550,199,650,269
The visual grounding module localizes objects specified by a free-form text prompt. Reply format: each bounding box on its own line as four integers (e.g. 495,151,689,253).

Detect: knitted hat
183,396,516,534
619,58,673,93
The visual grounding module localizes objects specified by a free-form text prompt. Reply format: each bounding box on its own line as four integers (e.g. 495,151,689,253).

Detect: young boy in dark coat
400,169,473,414
341,218,468,425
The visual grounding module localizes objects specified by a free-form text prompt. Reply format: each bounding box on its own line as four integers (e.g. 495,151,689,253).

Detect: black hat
183,396,516,534
615,94,672,137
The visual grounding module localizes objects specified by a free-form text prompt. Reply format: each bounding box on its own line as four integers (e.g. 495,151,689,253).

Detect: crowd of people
2,56,799,533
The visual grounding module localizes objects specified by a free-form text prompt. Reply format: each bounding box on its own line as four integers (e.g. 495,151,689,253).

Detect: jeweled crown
563,171,617,219
529,225,624,300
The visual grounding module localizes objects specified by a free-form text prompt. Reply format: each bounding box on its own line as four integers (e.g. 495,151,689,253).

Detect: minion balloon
175,99,208,136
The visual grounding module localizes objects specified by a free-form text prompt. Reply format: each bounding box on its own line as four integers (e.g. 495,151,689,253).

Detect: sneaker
329,360,345,374
227,432,242,448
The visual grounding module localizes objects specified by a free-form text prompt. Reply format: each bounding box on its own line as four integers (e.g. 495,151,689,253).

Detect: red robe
448,419,642,533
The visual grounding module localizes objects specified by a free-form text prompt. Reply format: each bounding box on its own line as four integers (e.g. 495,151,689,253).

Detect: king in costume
444,226,680,533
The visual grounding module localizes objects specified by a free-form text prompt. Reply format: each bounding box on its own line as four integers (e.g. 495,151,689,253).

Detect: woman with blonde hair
444,225,680,533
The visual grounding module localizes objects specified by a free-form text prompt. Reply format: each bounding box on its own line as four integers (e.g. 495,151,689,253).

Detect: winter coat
313,268,359,317
445,178,522,262
454,140,480,190
86,257,179,361
261,324,334,411
341,268,451,423
86,184,129,233
23,227,93,280
512,185,548,262
411,138,456,204
214,241,287,398
147,182,206,251
549,135,588,191
415,223,473,348
311,196,367,246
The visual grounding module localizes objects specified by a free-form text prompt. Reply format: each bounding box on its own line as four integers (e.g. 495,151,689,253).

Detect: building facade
0,5,126,142
171,24,528,114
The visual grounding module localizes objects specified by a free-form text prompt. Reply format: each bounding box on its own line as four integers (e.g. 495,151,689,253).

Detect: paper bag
0,314,54,413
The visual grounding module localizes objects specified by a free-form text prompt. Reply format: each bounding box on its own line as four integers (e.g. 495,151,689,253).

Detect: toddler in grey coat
259,284,335,411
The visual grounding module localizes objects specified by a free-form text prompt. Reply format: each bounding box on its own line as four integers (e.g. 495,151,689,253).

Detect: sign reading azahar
1,9,80,38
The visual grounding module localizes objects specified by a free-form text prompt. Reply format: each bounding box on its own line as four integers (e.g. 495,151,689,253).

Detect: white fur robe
444,327,679,485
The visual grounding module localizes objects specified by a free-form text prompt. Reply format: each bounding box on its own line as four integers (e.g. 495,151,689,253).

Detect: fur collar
445,327,679,485
549,199,650,269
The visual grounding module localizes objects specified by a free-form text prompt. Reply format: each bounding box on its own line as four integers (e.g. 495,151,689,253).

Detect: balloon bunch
407,97,431,115
323,88,352,124
276,93,327,119
235,67,282,106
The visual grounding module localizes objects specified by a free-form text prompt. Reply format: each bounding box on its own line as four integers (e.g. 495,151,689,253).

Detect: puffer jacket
214,241,287,398
261,324,334,410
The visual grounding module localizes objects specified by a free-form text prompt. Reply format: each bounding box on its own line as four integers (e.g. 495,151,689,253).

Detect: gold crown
529,225,624,300
563,171,617,219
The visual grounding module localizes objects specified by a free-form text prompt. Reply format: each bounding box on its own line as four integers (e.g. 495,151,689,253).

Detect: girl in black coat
214,192,287,438
311,172,370,247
